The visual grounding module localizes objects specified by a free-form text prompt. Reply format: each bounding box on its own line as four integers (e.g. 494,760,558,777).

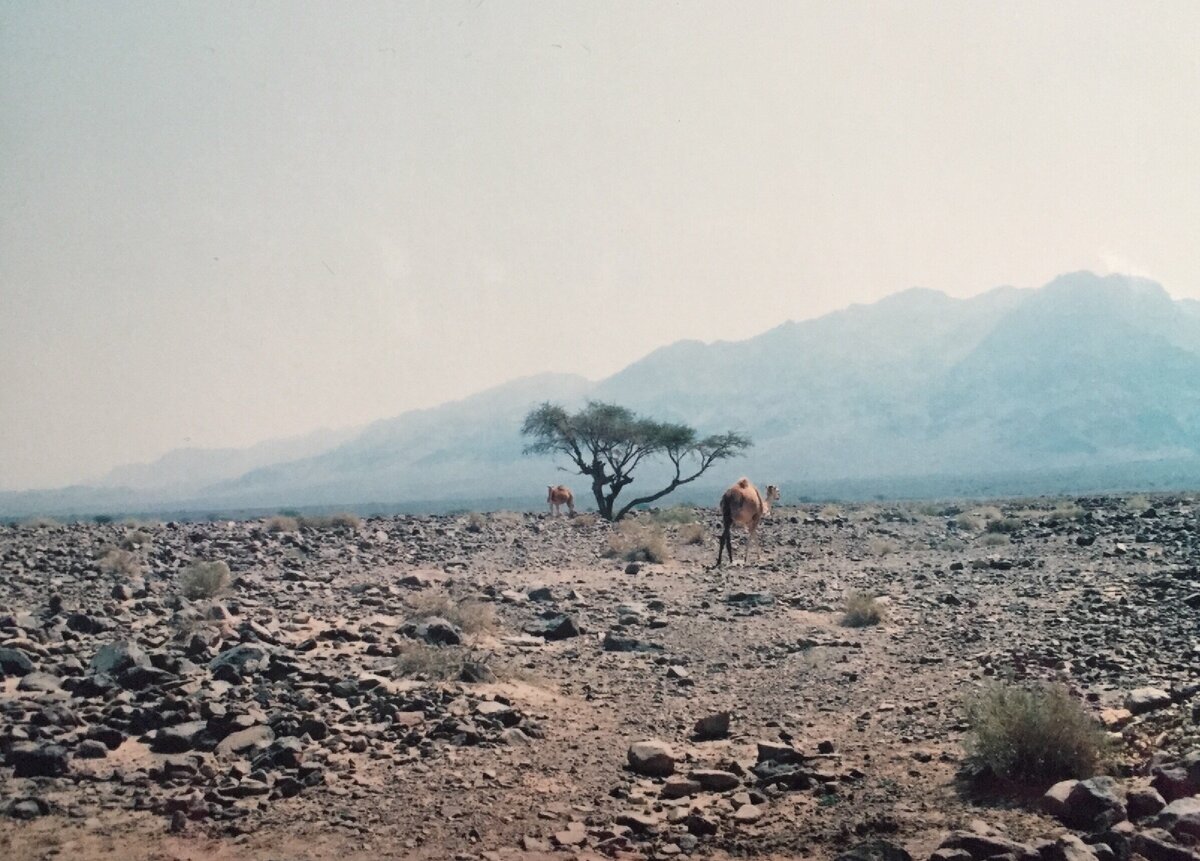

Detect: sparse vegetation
265,515,299,533
841,591,885,627
819,504,843,520
463,512,486,533
119,528,152,549
395,642,468,680
866,537,899,556
603,520,669,563
985,517,1022,534
298,512,361,530
676,522,707,545
649,505,699,525
965,682,1109,784
407,590,496,635
1125,494,1151,512
179,560,232,600
981,532,1011,547
98,547,140,577
21,516,60,529
570,513,599,529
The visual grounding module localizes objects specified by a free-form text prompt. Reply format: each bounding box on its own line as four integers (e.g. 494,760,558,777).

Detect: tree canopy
521,401,751,520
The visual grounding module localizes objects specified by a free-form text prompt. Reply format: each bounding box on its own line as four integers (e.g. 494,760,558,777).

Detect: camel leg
744,524,756,565
716,524,730,567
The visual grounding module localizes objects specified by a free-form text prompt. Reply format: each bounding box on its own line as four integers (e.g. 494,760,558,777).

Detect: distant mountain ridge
5,271,1200,517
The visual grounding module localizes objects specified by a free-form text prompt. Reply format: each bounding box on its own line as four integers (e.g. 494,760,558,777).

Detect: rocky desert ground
1,494,1199,861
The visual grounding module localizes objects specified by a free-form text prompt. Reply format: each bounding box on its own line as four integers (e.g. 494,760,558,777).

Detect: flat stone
1125,687,1172,715
690,769,741,792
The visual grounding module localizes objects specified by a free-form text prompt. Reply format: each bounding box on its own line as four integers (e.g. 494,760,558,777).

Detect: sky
2,1,1200,491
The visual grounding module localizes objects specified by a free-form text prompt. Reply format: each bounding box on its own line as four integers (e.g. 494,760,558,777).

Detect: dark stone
151,720,207,754
8,743,70,777
0,647,35,676
602,631,663,652
66,613,108,634
401,617,463,646
835,840,913,861
209,644,271,678
526,614,581,641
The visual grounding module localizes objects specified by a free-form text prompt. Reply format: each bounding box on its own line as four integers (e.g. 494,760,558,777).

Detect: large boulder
1156,797,1200,840
0,647,35,676
89,641,151,677
627,740,675,777
401,617,463,646
209,644,271,680
1044,776,1127,830
7,743,69,778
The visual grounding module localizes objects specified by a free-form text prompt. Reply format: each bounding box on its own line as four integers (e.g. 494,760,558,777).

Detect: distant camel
546,485,576,517
716,478,779,566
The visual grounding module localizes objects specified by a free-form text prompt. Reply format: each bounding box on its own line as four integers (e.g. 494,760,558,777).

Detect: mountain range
5,271,1200,518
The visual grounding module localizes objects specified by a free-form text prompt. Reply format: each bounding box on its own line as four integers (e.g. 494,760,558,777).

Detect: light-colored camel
546,485,576,517
716,478,779,566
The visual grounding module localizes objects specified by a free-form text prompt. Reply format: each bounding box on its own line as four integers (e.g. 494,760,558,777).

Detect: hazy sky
3,2,1200,490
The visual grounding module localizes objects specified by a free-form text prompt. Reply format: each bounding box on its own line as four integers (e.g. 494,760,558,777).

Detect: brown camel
546,485,576,517
715,478,779,566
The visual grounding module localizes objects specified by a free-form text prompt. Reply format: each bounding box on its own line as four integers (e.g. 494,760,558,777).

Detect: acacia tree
521,401,751,521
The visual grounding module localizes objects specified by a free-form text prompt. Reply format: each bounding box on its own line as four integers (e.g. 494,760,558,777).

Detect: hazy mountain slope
95,425,361,493
6,271,1200,518
198,373,594,507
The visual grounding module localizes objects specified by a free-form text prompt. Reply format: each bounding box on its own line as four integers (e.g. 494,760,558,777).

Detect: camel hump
735,477,751,489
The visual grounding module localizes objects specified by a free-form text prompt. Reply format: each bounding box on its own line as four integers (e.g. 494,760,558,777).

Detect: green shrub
179,560,232,600
841,591,885,627
649,505,699,525
965,682,1109,784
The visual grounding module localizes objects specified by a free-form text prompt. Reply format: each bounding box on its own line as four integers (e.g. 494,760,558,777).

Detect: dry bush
914,502,945,517
985,517,1022,534
179,560,232,600
604,520,669,563
866,537,899,556
119,529,152,549
1125,494,1151,512
407,590,496,635
650,505,699,525
934,536,967,552
570,513,599,529
395,642,468,680
965,682,1109,784
265,515,299,533
463,512,486,533
819,504,843,520
981,533,1011,547
21,516,60,529
1043,502,1085,524
98,547,140,577
841,591,885,627
491,511,524,527
298,512,361,530
957,506,1004,532
676,522,707,545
